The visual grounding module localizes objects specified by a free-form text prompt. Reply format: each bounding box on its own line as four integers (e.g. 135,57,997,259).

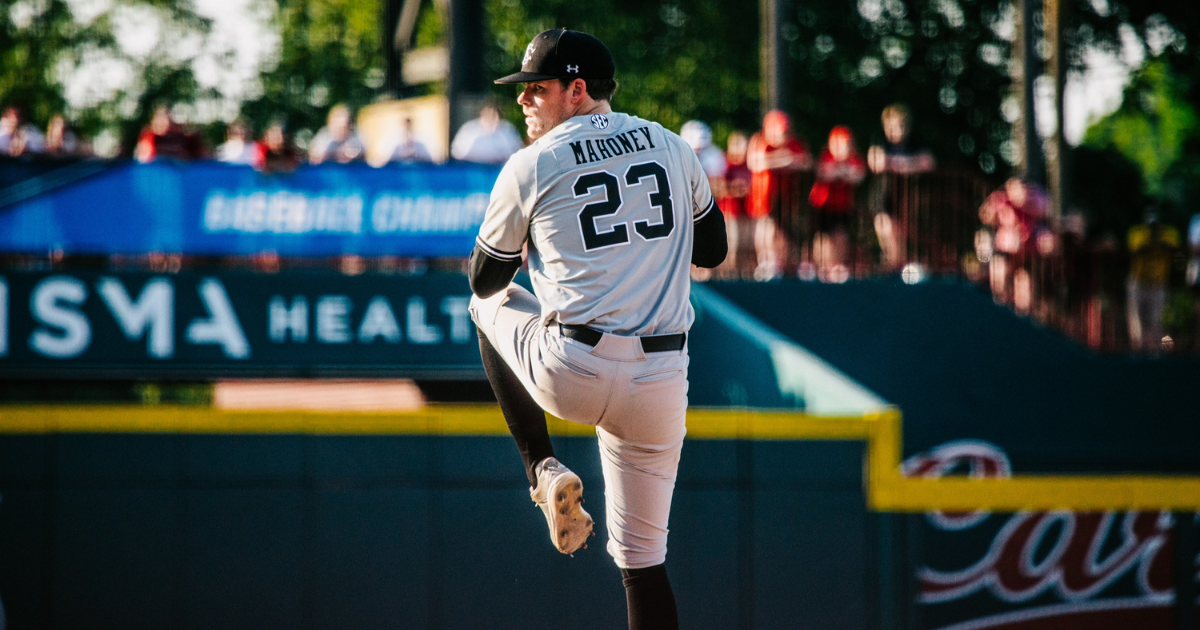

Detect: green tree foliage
1068,0,1198,100
1084,60,1197,196
1068,1,1200,223
1,0,74,127
782,0,1013,172
484,0,1198,181
239,0,385,146
1084,59,1200,223
485,0,1015,175
1067,144,1146,237
0,0,386,153
4,0,1199,183
484,0,761,144
1,0,214,153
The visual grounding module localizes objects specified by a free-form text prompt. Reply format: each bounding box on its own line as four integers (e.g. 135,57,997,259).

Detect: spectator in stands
979,178,1049,312
254,120,301,174
719,131,753,276
0,107,19,155
0,106,46,156
44,114,89,157
868,104,935,175
1187,212,1200,290
681,120,727,279
748,110,811,280
1126,210,1180,352
868,104,935,270
309,104,366,164
681,120,727,184
450,102,524,164
809,126,865,282
378,117,433,165
135,105,207,163
1058,211,1098,346
1188,213,1200,351
216,119,257,165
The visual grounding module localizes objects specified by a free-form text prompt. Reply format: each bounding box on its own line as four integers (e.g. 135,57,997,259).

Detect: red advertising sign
906,441,1198,630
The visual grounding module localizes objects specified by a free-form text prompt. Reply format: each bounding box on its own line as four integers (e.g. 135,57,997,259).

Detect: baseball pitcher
468,28,727,630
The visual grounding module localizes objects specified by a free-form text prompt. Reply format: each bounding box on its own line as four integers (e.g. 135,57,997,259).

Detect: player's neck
572,98,612,119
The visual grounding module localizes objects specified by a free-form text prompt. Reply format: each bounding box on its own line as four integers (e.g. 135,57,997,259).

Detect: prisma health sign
0,271,483,378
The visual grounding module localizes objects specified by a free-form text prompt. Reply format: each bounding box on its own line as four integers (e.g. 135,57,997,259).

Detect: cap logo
590,114,609,130
566,65,579,74
522,42,535,66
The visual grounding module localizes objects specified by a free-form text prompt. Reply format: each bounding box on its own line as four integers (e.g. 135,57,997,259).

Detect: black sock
620,564,679,630
477,326,555,487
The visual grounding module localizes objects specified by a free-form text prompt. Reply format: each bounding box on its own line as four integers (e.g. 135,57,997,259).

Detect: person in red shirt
135,105,207,162
747,110,811,279
718,131,752,276
978,177,1049,309
809,126,865,282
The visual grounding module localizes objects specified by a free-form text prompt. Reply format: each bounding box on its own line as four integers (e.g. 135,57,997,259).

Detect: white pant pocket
544,348,598,379
632,369,682,384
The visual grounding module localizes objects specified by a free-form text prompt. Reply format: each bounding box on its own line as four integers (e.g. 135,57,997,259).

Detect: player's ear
572,79,587,102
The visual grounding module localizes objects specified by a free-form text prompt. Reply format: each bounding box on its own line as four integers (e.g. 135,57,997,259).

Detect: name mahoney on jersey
568,127,658,166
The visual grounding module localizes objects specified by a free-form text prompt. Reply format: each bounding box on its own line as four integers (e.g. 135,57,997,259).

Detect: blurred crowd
683,104,936,283
0,106,93,158
683,105,1199,353
975,180,1200,354
0,99,525,172
3,99,1198,353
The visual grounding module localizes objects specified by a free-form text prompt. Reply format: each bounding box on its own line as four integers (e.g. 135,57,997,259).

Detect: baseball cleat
530,457,594,555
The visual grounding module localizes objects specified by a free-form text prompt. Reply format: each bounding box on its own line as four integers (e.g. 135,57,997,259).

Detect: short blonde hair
881,103,910,123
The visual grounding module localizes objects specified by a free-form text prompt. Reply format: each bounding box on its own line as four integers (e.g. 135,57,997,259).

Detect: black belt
557,323,686,353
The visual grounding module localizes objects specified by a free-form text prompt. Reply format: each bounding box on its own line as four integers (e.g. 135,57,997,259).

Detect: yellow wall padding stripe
0,405,872,440
858,408,1200,512
1,404,512,436
3,405,1200,511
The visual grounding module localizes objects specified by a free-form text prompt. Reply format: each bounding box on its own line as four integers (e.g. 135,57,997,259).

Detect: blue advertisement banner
0,161,501,257
0,269,804,406
0,270,483,378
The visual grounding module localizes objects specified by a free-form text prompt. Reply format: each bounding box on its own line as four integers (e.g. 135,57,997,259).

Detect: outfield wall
2,278,1199,629
0,407,881,630
1,406,1198,630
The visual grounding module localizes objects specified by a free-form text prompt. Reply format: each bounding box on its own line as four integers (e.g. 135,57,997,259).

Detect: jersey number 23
573,161,675,251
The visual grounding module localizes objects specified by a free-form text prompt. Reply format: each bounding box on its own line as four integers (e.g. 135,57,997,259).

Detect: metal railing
762,166,994,276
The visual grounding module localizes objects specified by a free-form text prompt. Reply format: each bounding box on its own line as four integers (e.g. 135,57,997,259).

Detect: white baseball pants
469,284,689,569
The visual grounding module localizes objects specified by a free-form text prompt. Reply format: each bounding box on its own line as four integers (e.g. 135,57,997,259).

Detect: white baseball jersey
475,112,716,336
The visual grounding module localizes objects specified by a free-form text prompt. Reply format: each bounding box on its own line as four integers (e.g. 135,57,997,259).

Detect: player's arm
469,242,522,298
470,160,532,298
692,199,727,268
684,137,727,269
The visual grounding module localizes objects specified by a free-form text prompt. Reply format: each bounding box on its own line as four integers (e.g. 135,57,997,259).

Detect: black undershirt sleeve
691,201,728,268
468,245,522,298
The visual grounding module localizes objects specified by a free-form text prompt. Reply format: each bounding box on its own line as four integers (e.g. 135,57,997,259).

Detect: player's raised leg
530,456,594,554
470,285,596,554
476,325,553,487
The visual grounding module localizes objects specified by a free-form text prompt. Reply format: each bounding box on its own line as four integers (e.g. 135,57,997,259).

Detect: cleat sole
545,470,592,554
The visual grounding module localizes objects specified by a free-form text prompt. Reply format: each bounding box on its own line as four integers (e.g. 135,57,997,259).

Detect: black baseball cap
495,29,615,84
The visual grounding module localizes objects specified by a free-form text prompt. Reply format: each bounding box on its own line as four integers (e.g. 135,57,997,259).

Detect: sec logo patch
590,114,610,130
